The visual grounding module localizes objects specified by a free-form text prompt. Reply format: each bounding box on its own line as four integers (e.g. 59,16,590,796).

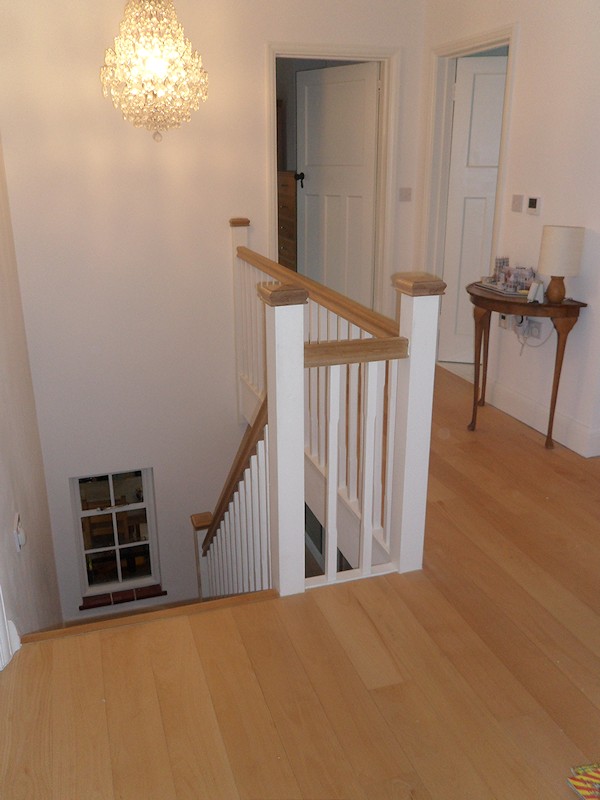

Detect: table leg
468,306,490,431
546,316,577,448
479,309,491,407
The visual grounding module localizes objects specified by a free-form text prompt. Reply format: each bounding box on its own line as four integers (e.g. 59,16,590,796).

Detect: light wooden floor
3,366,600,799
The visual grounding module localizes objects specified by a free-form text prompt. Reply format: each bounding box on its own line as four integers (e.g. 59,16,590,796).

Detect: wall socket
499,315,541,339
526,319,541,339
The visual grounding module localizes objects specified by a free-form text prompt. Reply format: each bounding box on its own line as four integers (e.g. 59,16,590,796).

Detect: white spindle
249,455,261,590
224,512,233,596
207,553,213,598
238,480,247,593
249,270,257,391
359,360,378,574
347,360,360,502
308,301,319,458
231,494,242,593
231,501,240,596
382,359,399,550
242,469,254,592
258,431,270,589
325,364,341,580
371,360,386,533
214,536,222,596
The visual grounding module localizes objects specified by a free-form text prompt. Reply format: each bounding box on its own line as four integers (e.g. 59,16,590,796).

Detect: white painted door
438,56,507,362
296,62,379,307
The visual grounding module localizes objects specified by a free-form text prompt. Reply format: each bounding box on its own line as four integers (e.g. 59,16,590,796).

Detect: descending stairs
21,588,278,643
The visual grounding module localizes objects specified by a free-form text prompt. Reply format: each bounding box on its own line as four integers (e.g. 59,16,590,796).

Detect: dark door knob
294,172,305,188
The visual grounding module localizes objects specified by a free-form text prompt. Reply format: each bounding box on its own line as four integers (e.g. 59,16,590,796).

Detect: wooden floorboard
1,366,599,798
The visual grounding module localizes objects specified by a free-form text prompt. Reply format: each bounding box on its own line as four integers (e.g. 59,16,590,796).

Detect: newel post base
391,272,446,572
259,283,308,596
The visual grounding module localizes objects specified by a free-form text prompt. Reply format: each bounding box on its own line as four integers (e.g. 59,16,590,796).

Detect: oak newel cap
392,272,446,297
257,283,309,307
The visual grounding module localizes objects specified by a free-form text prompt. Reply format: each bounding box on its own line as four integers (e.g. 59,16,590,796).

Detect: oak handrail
304,336,408,368
237,246,398,339
200,399,268,555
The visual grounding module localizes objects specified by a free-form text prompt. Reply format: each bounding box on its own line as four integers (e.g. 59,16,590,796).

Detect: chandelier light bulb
100,0,208,139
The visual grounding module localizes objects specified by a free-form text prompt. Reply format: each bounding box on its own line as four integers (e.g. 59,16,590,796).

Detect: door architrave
423,27,517,330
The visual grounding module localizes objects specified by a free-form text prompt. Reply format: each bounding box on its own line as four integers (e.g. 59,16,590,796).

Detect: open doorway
428,40,512,373
275,55,387,309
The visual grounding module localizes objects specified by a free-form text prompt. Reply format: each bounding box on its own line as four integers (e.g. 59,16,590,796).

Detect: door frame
268,44,400,312
423,27,517,303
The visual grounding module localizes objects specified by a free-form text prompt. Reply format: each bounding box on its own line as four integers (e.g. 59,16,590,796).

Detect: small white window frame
70,468,161,598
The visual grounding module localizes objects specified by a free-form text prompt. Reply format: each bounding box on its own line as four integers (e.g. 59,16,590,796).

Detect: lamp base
545,275,566,304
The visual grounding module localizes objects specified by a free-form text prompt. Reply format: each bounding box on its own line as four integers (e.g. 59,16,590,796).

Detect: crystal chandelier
100,0,208,141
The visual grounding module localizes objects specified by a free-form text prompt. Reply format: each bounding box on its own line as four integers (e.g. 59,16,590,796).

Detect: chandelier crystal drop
100,0,208,139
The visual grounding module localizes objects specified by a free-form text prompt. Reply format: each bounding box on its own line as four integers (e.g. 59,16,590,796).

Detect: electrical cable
515,325,554,354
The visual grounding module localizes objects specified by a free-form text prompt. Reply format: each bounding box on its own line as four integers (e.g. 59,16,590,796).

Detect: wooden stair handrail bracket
196,399,268,555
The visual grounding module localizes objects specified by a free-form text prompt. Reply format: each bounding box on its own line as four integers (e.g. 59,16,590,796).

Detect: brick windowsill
79,583,166,611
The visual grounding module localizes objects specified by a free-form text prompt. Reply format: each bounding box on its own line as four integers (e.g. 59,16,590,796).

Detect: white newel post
391,272,446,572
258,283,308,596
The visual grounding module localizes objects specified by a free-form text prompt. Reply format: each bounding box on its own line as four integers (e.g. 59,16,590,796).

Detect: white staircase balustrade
199,435,271,600
193,219,445,599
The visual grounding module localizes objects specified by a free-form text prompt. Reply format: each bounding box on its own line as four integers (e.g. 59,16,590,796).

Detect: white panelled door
438,56,507,362
296,62,379,307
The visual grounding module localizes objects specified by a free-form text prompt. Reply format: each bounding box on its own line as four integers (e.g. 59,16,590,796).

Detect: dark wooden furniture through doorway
277,170,297,270
466,282,586,448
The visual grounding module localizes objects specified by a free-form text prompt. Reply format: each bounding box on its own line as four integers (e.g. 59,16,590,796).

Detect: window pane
120,544,152,580
113,471,144,506
87,551,118,585
82,513,115,550
116,509,148,545
79,475,110,510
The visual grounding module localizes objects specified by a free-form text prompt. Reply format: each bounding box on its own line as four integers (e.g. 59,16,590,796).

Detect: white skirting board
0,583,21,671
488,380,600,458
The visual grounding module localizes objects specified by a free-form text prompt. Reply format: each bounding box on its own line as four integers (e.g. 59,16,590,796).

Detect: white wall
421,0,600,455
0,140,62,636
0,0,425,620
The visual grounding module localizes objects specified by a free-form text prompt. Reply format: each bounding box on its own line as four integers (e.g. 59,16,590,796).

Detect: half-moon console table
466,282,586,449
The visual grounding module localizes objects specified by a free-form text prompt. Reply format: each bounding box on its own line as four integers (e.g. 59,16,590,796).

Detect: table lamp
537,225,584,304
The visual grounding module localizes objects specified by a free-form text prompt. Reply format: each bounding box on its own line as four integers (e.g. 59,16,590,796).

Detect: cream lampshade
537,225,584,304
